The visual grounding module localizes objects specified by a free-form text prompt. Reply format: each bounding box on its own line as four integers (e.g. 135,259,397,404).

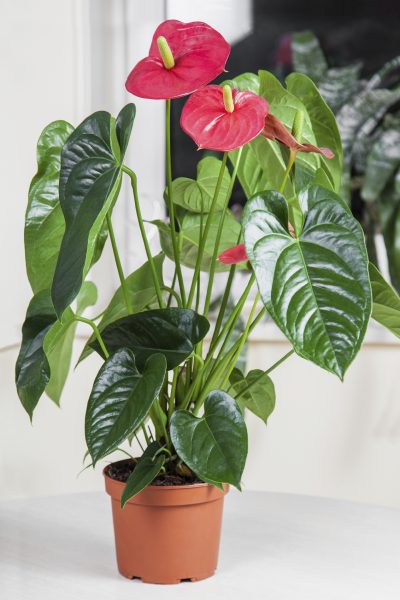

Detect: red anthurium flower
125,20,230,100
218,244,248,265
262,113,334,158
180,85,269,151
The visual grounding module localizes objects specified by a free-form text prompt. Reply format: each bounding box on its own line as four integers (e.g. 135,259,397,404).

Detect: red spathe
126,20,230,100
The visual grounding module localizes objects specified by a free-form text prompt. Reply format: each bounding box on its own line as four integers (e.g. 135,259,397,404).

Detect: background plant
291,30,400,291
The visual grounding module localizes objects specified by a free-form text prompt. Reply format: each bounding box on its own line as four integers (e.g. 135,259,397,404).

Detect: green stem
234,349,295,401
123,166,165,308
166,99,186,305
187,152,228,308
193,306,265,415
203,146,243,316
168,369,179,421
75,315,109,358
161,286,182,307
106,212,132,313
141,424,151,445
279,149,296,194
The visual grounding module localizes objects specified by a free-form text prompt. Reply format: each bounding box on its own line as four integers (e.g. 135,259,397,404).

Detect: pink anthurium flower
180,85,269,151
262,113,334,158
125,20,230,100
218,244,248,265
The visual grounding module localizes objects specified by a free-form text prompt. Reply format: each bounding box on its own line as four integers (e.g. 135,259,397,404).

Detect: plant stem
180,274,255,411
165,99,186,305
168,369,179,421
74,315,109,358
187,152,228,308
203,146,243,316
234,349,295,400
141,424,151,445
193,306,265,415
279,149,296,194
106,212,132,313
161,286,182,307
123,166,165,308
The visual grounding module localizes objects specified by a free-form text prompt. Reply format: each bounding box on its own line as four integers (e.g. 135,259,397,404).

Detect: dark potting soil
106,460,202,486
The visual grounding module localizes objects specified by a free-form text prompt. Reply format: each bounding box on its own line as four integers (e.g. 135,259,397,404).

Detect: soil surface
106,460,202,486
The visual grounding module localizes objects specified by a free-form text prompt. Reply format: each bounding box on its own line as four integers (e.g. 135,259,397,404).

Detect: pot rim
103,458,225,491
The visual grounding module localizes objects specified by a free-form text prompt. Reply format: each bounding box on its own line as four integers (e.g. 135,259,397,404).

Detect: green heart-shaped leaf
85,349,166,465
51,104,135,317
121,444,164,508
15,281,97,417
45,281,97,405
170,390,248,489
153,209,243,273
369,262,400,338
78,254,164,364
243,186,371,379
25,120,74,294
90,308,210,370
168,157,231,213
229,368,275,423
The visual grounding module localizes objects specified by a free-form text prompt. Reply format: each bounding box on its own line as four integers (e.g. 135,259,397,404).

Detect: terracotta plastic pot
104,460,229,584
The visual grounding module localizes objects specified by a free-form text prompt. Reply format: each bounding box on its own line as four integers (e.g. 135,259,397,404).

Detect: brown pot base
118,566,215,585
104,460,229,585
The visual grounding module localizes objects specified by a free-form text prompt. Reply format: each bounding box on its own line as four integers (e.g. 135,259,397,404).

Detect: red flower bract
218,244,248,265
262,113,335,158
125,20,230,100
180,85,269,152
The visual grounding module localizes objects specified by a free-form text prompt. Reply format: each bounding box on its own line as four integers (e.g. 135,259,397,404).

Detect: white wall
2,0,400,509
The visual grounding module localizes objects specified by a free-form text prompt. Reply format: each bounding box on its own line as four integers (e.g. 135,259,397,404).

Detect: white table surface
1,490,400,599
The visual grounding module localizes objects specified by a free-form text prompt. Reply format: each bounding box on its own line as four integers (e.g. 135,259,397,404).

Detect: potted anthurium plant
16,19,400,585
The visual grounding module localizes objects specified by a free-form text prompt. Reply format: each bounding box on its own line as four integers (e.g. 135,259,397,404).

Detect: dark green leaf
85,349,166,465
243,186,371,379
229,368,275,423
369,262,400,338
121,450,164,508
78,254,164,363
51,104,135,317
25,120,74,294
45,281,97,405
153,209,243,272
168,157,231,213
90,308,210,370
15,291,57,418
170,390,247,489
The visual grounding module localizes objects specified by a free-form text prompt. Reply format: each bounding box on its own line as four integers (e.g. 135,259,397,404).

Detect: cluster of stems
75,101,300,453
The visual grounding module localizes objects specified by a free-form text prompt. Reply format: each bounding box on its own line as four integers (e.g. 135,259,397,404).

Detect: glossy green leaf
51,104,136,317
229,368,275,423
121,449,164,508
90,308,210,370
15,291,57,418
25,120,74,294
153,209,243,272
170,390,247,489
85,349,166,465
243,186,371,379
286,73,342,192
168,157,231,213
78,254,164,363
45,281,97,405
222,72,260,94
369,262,400,338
